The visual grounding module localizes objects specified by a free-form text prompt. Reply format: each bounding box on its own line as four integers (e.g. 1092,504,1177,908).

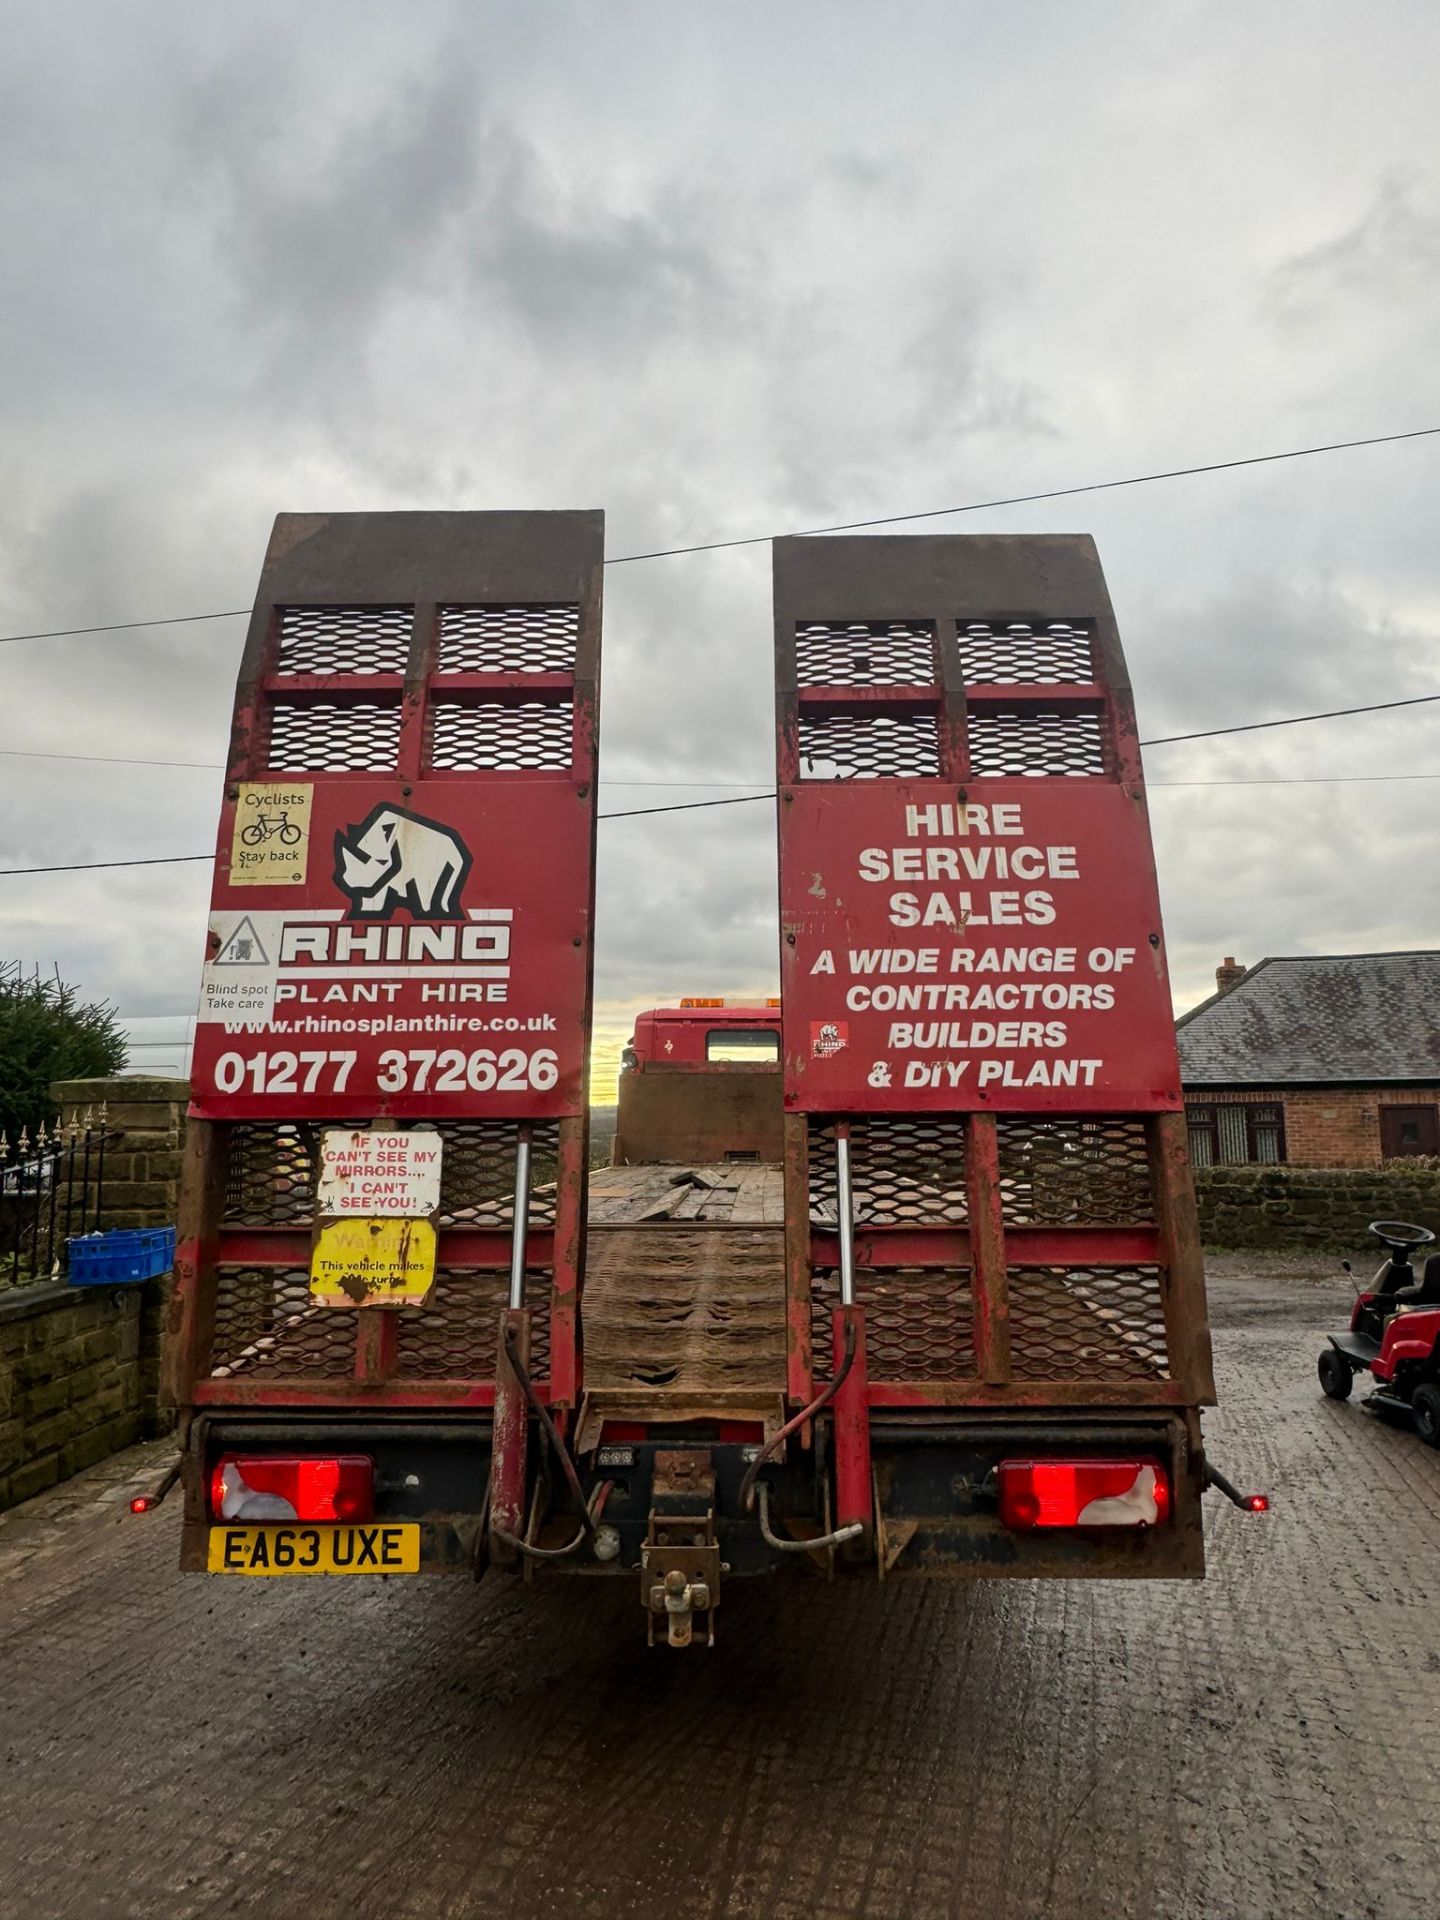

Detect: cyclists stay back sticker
230,783,313,887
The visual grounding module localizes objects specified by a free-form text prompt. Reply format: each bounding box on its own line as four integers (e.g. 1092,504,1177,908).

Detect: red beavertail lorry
612,999,783,1166
168,510,1227,1643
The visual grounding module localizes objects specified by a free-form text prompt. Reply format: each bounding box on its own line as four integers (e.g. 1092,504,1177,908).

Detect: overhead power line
2,422,1437,647
0,608,251,648
1141,691,1440,745
2,684,1434,778
598,767,1440,817
1149,772,1439,788
0,745,225,770
1,852,217,876
594,690,1440,813
604,424,1440,563
4,766,1438,875
598,793,777,821
4,691,1438,875
0,744,784,780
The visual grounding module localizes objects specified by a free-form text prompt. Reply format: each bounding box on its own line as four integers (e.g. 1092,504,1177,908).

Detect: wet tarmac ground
2,1257,1438,1920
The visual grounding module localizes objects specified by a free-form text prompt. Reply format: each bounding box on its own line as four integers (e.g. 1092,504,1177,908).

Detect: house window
1247,1104,1285,1163
1187,1102,1286,1167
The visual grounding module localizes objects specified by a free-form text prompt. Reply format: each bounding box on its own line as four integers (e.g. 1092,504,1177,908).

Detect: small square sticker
811,1020,849,1058
229,783,314,887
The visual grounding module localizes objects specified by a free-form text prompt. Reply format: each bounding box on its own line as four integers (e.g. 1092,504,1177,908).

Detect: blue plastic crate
67,1226,176,1287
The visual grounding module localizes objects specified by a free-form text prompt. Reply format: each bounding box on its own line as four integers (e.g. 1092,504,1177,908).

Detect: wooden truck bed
581,1162,1167,1418
587,1163,787,1225
580,1164,788,1419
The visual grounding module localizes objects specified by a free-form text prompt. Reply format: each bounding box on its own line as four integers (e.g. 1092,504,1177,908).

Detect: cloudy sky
2,1,1438,1095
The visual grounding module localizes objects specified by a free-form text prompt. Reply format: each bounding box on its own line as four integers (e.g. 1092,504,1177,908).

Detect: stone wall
1195,1164,1440,1252
0,1078,186,1511
58,1077,189,1427
0,1285,143,1507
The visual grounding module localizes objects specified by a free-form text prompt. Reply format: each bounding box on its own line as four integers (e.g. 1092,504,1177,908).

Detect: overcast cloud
2,1,1438,1093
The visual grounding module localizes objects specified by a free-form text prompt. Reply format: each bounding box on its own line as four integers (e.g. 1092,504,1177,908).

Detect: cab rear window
706,1029,780,1063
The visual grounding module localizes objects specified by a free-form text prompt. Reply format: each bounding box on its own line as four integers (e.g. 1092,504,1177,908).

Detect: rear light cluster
998,1459,1170,1530
210,1455,373,1524
207,1451,1173,1531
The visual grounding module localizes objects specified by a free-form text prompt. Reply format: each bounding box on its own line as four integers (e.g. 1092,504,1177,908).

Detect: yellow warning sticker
230,783,314,887
310,1218,438,1307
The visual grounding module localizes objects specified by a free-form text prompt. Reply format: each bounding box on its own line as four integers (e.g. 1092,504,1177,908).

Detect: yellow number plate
207,1523,420,1576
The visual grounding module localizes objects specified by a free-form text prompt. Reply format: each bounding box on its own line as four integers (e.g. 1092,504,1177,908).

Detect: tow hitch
642,1512,720,1647
641,1450,721,1647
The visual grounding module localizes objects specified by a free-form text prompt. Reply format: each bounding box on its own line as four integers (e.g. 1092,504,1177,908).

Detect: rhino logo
333,804,472,920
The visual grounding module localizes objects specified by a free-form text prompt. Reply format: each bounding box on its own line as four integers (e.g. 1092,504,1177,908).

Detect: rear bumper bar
180,1405,1206,1580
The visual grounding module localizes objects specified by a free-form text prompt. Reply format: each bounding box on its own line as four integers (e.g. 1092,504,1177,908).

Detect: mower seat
1384,1252,1440,1312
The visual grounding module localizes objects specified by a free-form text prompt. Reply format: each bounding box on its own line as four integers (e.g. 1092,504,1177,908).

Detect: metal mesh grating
208,1120,564,1385
220,1120,558,1231
438,605,578,674
427,700,572,772
958,621,1093,686
396,1269,552,1379
267,701,402,772
997,1117,1154,1225
208,1267,553,1380
808,1116,967,1225
275,606,412,677
210,1267,356,1379
1007,1266,1169,1382
224,1123,317,1225
798,711,940,779
437,1121,559,1227
795,621,936,688
812,1267,974,1382
966,708,1106,777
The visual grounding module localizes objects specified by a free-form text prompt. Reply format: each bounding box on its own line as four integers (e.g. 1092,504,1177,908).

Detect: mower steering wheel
1368,1219,1436,1255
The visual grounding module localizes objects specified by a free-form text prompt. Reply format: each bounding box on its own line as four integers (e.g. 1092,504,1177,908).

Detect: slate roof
1176,951,1440,1087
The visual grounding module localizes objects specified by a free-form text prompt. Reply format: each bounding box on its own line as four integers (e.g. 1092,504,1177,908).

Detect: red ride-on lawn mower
1319,1220,1440,1447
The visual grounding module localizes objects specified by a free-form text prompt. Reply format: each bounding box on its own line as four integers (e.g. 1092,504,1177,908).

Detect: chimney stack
1215,956,1246,995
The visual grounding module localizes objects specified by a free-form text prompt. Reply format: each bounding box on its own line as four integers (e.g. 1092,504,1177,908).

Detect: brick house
1176,951,1440,1169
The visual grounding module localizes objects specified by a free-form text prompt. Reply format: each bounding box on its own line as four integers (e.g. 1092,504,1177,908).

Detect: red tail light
210,1455,374,1524
998,1459,1170,1530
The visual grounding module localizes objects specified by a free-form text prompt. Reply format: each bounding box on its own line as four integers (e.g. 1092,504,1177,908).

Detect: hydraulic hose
738,1318,858,1514
492,1482,613,1563
501,1323,596,1536
755,1482,864,1554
